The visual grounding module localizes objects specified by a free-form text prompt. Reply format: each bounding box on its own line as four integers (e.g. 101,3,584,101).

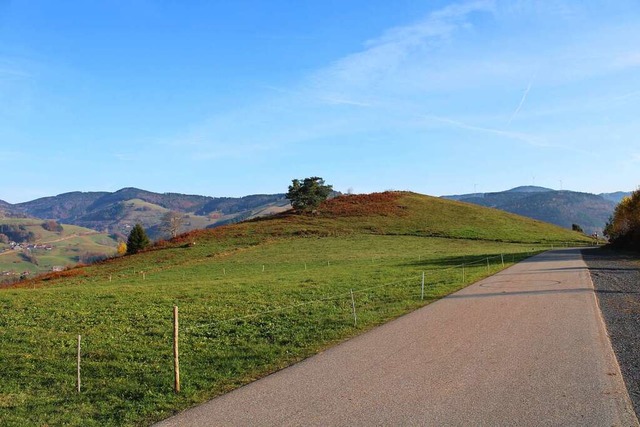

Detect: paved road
156,249,638,426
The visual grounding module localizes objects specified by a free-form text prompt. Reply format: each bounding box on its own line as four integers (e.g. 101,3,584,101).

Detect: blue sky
1,0,639,203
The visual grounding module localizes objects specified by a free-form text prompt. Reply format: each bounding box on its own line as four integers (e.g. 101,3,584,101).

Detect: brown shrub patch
319,192,406,217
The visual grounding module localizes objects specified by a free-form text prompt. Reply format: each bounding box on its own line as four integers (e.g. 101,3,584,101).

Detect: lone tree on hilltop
286,177,333,213
126,224,150,255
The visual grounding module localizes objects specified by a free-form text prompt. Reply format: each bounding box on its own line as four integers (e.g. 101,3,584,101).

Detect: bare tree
161,211,184,238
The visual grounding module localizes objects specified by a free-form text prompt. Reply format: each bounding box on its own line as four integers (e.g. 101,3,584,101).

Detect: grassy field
0,219,117,281
0,192,593,426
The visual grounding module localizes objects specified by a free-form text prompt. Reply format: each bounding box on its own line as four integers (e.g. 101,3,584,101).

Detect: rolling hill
0,218,118,282
442,186,628,235
0,191,592,426
3,188,291,239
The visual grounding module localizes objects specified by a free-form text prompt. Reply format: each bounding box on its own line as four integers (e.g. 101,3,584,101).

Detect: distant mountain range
0,188,290,240
442,186,631,235
1,186,631,240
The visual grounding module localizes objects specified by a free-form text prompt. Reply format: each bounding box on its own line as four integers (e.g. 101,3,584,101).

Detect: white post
486,258,490,274
77,335,81,393
304,263,307,271
262,265,265,272
350,289,357,327
501,254,504,267
109,274,112,282
223,268,226,275
421,272,425,300
462,265,465,282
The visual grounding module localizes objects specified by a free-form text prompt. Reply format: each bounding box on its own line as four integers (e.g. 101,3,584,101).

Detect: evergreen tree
126,224,150,255
286,177,333,213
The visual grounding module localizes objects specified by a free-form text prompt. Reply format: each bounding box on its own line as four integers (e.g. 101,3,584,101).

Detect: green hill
0,192,592,426
0,218,117,282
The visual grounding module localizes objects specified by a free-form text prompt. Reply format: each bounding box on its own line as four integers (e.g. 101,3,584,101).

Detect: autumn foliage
604,187,640,250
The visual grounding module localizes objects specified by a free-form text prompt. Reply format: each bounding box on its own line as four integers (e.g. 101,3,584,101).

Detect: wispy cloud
508,75,534,126
162,0,638,165
421,114,547,147
310,0,495,92
612,90,640,101
113,153,134,161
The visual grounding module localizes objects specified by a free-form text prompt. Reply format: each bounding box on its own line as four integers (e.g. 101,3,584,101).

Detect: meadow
0,219,117,280
0,192,592,426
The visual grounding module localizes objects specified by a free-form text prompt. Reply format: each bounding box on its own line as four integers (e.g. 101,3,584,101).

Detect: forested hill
1,188,289,239
442,187,629,235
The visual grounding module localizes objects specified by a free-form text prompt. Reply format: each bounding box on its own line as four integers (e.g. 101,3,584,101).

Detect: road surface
156,249,638,426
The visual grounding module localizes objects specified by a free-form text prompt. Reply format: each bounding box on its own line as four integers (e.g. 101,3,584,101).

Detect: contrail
508,76,534,126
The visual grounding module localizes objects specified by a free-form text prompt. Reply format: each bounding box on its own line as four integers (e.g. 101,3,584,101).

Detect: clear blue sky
1,0,639,203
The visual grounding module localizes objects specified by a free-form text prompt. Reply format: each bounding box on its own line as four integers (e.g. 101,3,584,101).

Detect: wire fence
2,243,595,426
76,248,550,394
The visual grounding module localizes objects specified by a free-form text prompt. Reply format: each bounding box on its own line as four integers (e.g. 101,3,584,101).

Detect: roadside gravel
583,247,640,418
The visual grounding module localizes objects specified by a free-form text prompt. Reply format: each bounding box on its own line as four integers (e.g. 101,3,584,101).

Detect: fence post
174,306,180,393
77,335,81,393
501,254,504,267
421,272,425,300
350,289,357,327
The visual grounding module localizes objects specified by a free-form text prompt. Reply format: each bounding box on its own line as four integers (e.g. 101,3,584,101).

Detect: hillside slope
0,218,117,281
168,191,592,247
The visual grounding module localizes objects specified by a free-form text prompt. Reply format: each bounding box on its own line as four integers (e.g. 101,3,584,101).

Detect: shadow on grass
400,252,538,269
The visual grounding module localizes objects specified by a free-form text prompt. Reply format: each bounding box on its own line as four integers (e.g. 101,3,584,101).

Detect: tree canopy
126,224,150,255
604,188,640,250
286,177,333,213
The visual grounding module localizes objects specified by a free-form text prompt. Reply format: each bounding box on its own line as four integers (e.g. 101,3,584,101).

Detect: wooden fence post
173,306,180,393
350,290,357,327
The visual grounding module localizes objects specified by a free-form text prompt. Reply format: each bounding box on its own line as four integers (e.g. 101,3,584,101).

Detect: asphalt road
155,249,637,426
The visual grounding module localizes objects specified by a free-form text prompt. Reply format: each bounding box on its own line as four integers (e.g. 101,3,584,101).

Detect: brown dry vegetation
318,192,405,217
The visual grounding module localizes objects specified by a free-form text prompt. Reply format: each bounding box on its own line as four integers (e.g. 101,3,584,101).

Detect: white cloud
309,0,495,93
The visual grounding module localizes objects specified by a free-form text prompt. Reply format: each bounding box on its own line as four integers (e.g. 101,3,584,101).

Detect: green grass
0,220,117,281
0,192,593,426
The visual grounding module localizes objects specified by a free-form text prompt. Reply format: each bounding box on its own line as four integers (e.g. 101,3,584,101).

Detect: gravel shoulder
583,247,640,418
